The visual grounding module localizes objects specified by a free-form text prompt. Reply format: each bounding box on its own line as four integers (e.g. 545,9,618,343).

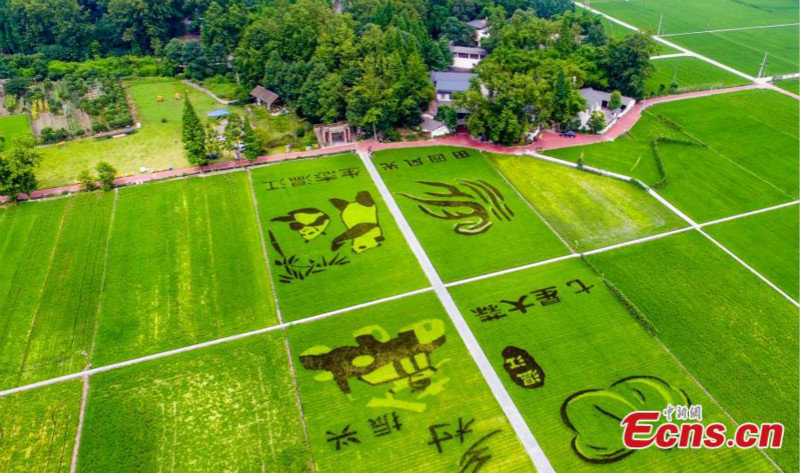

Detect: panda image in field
329,191,384,253
271,208,330,242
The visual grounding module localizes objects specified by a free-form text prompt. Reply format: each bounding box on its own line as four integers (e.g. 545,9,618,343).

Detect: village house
249,85,281,110
576,88,635,134
466,18,489,46
449,43,487,71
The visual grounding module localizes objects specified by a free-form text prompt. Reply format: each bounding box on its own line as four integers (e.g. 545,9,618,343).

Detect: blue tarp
207,109,230,118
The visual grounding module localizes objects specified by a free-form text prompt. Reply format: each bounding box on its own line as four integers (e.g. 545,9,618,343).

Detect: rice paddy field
548,89,799,222
287,293,535,473
448,258,776,473
704,204,799,300
588,231,798,471
250,153,427,319
78,331,310,473
372,146,570,281
645,57,748,95
587,0,799,76
94,172,278,366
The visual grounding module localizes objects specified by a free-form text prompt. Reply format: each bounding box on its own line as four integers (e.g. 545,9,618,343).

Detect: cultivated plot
0,380,82,473
704,204,799,301
774,80,799,94
449,258,776,472
78,331,310,473
251,154,428,320
287,293,535,473
0,114,32,150
0,193,113,390
488,153,686,251
548,90,799,222
373,146,569,282
588,231,798,471
672,25,799,77
94,172,277,366
646,57,748,95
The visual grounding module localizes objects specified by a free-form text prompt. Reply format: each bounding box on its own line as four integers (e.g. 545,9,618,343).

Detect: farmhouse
449,43,487,71
429,71,474,125
418,114,450,138
576,88,635,133
466,18,489,46
249,85,280,109
313,122,354,147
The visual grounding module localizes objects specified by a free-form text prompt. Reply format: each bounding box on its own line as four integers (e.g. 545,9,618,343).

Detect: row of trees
457,10,657,144
181,96,262,165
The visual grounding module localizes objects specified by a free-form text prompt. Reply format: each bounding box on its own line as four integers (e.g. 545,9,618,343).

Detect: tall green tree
96,161,117,191
181,96,207,165
603,32,657,99
551,68,585,129
0,138,42,201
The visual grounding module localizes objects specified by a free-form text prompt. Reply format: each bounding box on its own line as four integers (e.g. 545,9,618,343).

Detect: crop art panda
329,191,384,253
271,208,331,242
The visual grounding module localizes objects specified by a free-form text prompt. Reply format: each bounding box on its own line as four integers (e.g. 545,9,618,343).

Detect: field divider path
69,373,90,473
247,168,315,471
356,149,556,473
660,22,799,37
647,190,800,307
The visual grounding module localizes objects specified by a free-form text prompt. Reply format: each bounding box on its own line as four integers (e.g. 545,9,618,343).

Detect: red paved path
3,83,778,202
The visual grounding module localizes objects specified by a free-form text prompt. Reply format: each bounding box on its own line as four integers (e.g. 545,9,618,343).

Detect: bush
96,161,117,191
77,169,95,192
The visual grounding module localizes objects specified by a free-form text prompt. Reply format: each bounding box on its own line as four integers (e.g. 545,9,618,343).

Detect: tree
551,68,585,129
435,105,458,131
181,96,207,165
603,32,657,99
182,40,208,81
440,17,474,46
77,169,95,191
241,118,262,160
0,138,42,201
96,161,117,191
588,110,606,134
609,90,622,110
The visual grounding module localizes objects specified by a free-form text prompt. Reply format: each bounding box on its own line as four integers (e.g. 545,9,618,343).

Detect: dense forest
0,0,655,141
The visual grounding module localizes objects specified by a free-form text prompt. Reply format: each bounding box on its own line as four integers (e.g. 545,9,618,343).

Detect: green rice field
449,258,776,472
0,381,82,472
488,153,686,251
548,89,799,222
79,331,310,473
774,79,799,94
646,57,748,95
704,205,799,300
373,146,570,281
0,193,113,390
587,0,799,77
588,231,798,471
93,172,278,366
0,114,32,150
250,153,427,320
288,293,535,473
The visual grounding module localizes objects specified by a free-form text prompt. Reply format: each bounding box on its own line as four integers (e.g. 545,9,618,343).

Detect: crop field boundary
70,373,90,473
357,149,557,473
246,167,316,472
660,22,800,38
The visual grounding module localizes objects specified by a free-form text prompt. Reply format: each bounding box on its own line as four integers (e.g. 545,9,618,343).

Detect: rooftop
430,71,475,92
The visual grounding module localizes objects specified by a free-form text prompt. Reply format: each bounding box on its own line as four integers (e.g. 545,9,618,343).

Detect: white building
576,88,635,134
449,43,487,71
466,18,489,46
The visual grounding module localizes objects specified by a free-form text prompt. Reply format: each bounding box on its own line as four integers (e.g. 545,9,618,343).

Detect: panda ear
330,198,348,210
356,191,375,207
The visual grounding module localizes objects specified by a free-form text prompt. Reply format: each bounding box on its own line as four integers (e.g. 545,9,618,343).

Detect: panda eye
289,222,303,230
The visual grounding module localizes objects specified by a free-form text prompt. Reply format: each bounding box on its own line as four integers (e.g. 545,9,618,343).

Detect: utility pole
657,14,664,35
757,52,769,78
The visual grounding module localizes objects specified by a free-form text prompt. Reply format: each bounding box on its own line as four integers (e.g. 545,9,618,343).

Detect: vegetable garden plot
78,332,310,473
251,154,427,320
0,380,82,473
287,293,535,473
448,258,775,473
0,193,113,390
488,153,686,251
704,205,799,300
549,90,799,222
588,231,798,471
372,146,569,282
94,172,278,367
